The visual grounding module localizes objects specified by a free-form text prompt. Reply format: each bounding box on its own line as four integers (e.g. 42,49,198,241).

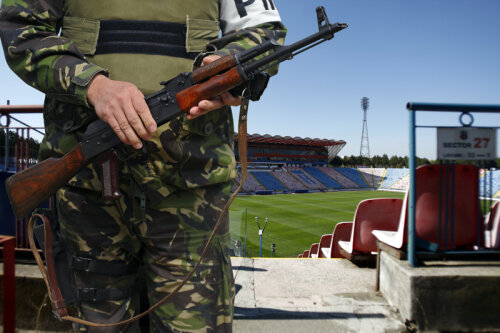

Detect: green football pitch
228,190,405,258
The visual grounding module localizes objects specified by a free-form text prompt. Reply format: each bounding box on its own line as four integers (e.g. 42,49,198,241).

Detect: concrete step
232,258,406,333
3,255,500,332
1,258,408,332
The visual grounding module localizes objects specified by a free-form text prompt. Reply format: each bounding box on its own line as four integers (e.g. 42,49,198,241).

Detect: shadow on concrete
235,284,243,295
234,307,386,320
417,260,500,268
233,265,268,272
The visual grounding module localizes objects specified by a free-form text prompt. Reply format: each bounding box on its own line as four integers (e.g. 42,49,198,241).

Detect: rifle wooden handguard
177,67,245,111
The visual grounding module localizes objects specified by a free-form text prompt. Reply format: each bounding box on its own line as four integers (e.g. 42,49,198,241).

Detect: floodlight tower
360,97,370,160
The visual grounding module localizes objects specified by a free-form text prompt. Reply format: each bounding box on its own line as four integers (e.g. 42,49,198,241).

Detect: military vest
53,0,237,195
61,0,221,95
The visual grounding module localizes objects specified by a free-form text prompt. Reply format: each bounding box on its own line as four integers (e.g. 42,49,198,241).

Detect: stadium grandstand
480,168,500,198
233,133,500,198
235,133,346,166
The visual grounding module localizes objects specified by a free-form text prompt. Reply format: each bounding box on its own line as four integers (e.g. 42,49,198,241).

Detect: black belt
95,20,199,59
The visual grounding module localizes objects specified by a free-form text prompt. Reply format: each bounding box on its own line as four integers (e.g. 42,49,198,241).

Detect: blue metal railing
407,102,500,266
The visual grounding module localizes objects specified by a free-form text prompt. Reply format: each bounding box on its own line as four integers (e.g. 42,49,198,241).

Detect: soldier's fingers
123,99,151,142
93,100,132,145
202,54,221,66
186,98,225,120
186,106,204,120
114,108,143,149
220,92,241,106
107,117,131,146
199,98,225,111
132,92,157,134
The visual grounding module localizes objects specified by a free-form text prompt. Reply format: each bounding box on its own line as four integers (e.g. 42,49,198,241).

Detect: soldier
0,0,286,332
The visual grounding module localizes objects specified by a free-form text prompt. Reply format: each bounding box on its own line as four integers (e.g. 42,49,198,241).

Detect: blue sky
1,0,499,159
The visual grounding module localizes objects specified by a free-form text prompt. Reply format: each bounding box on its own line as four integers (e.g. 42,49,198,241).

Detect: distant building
235,133,346,167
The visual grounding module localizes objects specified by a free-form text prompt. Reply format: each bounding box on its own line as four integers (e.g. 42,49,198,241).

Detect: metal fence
0,104,44,251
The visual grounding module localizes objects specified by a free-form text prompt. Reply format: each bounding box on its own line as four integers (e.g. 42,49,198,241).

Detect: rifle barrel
243,22,347,76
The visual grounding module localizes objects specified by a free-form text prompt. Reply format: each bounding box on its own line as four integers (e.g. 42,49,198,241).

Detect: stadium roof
236,133,346,147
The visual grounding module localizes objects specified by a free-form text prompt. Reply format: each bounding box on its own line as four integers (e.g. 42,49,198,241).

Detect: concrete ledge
379,251,500,332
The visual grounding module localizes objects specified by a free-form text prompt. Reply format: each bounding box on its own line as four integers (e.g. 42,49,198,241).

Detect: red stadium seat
303,250,310,258
309,243,320,258
373,164,480,251
320,222,353,258
317,234,332,258
484,201,499,230
371,193,408,250
485,201,500,249
338,198,403,262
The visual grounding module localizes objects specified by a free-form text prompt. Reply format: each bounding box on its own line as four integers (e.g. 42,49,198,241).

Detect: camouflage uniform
0,0,285,331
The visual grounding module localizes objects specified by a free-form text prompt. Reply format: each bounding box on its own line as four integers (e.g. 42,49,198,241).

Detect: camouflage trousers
55,180,234,332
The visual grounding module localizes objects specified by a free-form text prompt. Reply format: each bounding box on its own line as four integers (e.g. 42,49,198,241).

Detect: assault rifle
6,6,347,218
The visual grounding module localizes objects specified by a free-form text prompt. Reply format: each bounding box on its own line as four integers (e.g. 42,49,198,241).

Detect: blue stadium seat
334,168,368,188
480,169,500,198
251,171,287,191
303,167,343,189
379,168,409,189
288,169,325,189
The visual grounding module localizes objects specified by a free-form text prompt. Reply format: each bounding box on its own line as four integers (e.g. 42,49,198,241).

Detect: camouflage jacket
0,0,286,198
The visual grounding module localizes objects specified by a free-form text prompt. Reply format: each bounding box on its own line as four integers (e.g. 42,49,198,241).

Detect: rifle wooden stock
5,144,89,219
177,67,244,112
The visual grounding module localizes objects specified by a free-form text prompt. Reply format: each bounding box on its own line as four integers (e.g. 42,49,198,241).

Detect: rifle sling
28,213,69,318
27,97,250,328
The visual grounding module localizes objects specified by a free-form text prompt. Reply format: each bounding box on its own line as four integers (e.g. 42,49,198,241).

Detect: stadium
1,1,500,331
226,131,500,258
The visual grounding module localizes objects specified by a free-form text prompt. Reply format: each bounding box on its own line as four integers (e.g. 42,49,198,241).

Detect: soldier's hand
87,75,157,149
187,55,242,120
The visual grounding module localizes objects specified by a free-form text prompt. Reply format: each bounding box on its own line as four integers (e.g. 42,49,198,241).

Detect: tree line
0,129,40,159
330,154,499,169
1,129,498,169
